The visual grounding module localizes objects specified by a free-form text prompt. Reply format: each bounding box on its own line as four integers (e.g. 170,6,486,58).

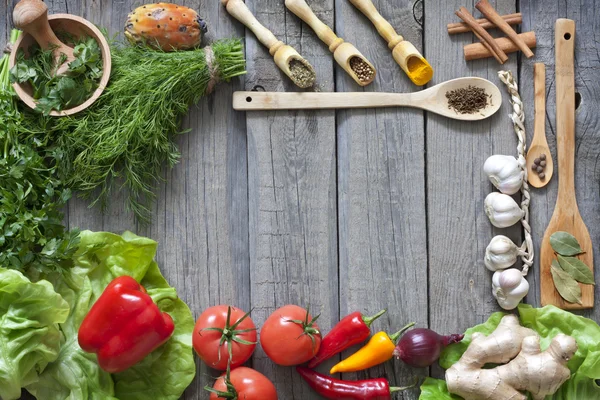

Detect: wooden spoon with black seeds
526,63,554,188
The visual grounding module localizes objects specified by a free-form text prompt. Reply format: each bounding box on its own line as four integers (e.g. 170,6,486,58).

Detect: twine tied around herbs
498,70,534,276
204,46,219,95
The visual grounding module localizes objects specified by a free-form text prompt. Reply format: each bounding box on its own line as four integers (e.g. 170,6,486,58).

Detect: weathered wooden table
3,0,599,399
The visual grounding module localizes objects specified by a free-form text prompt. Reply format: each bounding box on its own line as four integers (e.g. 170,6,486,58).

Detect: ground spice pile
446,85,490,114
349,56,375,83
289,59,316,88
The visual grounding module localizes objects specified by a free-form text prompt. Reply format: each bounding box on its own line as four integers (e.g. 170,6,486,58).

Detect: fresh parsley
10,36,102,115
1,29,80,276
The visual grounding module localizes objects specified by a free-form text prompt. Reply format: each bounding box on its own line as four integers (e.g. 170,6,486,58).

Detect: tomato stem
200,306,257,365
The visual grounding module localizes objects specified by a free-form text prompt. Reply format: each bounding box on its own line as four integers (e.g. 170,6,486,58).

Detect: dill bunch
31,39,246,224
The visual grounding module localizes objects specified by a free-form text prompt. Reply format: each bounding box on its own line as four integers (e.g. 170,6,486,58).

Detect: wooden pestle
464,31,536,61
285,0,375,86
13,0,75,76
347,0,432,85
222,0,316,88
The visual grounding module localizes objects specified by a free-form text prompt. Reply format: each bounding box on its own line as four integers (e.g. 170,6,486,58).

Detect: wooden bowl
8,14,111,116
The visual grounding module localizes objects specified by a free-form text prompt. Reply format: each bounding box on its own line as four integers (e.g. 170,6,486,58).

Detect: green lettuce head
0,268,69,400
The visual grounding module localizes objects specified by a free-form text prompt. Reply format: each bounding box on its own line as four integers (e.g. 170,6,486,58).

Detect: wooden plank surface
335,1,427,399
424,0,521,378
243,0,338,398
2,0,600,399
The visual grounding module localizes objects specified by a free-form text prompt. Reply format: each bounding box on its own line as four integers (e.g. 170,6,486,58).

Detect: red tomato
260,305,322,366
209,367,277,400
193,305,257,370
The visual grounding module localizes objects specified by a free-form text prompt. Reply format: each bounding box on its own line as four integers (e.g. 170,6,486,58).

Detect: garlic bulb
485,235,520,271
483,155,524,195
484,192,524,228
492,269,529,310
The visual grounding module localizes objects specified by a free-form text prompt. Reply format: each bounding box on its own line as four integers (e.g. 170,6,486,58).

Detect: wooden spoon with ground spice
222,0,316,88
234,77,502,121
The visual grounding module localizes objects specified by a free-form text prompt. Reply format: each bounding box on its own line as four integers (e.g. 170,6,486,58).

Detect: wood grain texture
539,18,593,309
520,0,600,317
336,1,427,399
243,0,338,398
424,0,521,379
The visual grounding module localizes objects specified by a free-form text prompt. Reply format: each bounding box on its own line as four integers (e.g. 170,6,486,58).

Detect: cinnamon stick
455,7,508,64
464,31,536,60
448,12,522,34
475,0,533,57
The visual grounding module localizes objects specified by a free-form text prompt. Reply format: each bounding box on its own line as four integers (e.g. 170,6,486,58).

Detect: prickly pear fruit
125,3,208,51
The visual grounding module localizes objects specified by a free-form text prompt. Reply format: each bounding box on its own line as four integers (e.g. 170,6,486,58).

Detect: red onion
393,328,463,368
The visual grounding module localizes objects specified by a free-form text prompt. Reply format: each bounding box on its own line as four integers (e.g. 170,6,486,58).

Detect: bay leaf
558,255,595,285
551,261,583,304
550,231,583,256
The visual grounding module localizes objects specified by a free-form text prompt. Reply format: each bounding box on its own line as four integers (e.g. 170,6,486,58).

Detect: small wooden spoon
233,77,501,121
13,0,75,76
540,19,593,309
526,63,553,187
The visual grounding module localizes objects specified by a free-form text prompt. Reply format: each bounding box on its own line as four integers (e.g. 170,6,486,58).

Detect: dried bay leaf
557,255,595,285
550,231,583,256
551,260,583,304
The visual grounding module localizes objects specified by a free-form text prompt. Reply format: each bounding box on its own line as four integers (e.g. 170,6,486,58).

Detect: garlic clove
483,155,524,195
484,235,519,271
497,268,523,290
484,192,524,228
492,269,529,310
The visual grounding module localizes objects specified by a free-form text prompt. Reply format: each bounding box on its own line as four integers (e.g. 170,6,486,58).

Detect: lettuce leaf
419,304,600,399
25,231,195,400
0,269,70,400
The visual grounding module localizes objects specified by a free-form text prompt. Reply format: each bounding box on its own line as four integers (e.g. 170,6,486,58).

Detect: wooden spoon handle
222,0,284,55
555,19,576,206
348,0,403,48
533,63,546,144
233,91,424,110
285,0,341,50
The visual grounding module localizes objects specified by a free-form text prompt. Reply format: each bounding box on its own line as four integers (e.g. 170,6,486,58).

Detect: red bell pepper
297,367,414,400
78,276,175,373
308,309,386,368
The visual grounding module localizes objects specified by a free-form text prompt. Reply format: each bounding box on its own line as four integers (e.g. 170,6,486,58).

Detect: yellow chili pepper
330,322,415,374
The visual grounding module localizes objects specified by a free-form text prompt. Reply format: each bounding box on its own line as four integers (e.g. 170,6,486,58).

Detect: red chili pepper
297,367,414,400
78,276,175,373
308,309,386,368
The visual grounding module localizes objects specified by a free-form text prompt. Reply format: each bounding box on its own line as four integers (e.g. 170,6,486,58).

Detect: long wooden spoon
540,19,594,309
233,77,501,121
526,63,553,187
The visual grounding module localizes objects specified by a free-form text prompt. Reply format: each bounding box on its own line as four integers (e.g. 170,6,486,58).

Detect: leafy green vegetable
0,29,80,276
25,39,246,224
419,304,600,399
25,231,196,400
10,36,102,115
550,231,584,256
0,268,70,400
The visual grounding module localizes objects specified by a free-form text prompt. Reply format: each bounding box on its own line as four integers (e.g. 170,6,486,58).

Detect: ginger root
446,315,577,400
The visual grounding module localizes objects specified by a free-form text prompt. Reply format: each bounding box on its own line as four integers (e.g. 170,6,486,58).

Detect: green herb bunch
1,30,80,275
10,36,102,115
32,39,246,223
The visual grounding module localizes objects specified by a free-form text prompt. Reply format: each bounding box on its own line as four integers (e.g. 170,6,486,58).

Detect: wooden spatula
540,19,594,309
